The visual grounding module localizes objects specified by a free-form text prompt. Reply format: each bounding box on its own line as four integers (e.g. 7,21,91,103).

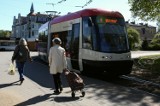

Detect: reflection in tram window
82,17,92,50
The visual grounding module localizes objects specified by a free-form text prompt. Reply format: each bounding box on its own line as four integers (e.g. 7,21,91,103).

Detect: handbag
8,63,15,75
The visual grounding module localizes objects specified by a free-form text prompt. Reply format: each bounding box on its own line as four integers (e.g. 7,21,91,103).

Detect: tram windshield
82,16,129,53
98,21,128,53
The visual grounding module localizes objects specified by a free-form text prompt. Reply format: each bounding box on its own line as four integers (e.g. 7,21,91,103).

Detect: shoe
60,87,63,92
54,90,60,94
20,78,24,85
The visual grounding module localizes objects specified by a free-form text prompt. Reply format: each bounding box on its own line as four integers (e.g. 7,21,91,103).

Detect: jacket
12,45,31,62
48,45,67,74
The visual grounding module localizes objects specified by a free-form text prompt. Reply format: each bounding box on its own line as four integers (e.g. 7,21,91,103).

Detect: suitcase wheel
71,92,75,98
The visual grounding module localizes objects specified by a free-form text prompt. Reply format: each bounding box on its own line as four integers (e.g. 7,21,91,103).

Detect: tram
38,8,133,76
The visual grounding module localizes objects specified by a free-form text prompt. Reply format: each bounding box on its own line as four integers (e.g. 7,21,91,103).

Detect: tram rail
120,75,160,88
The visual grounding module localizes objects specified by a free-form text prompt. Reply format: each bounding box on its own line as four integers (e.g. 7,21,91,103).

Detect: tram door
70,23,80,70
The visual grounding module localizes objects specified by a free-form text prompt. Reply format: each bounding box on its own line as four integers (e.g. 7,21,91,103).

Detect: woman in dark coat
12,38,32,85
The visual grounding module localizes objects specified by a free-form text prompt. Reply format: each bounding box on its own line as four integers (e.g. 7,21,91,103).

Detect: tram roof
50,8,123,25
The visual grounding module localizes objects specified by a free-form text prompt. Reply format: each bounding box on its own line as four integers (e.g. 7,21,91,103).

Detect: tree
141,37,148,50
127,27,141,50
151,32,160,45
153,32,160,39
149,33,160,50
0,30,11,38
128,0,160,21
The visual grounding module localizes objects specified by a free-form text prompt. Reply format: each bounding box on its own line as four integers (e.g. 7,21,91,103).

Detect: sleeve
62,49,67,69
12,45,19,61
27,46,32,60
48,48,52,66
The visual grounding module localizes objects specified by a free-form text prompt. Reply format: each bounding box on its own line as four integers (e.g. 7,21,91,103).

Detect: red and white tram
38,8,133,76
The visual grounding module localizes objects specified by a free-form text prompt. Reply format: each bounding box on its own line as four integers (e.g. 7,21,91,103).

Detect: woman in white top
48,37,67,94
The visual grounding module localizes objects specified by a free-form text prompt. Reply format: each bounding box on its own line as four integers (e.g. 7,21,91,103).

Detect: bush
138,58,153,69
141,39,148,50
151,58,160,73
127,27,141,50
137,55,160,74
148,43,160,50
149,36,160,50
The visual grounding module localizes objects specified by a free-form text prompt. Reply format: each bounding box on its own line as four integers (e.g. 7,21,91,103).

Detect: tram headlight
102,56,112,59
127,55,131,58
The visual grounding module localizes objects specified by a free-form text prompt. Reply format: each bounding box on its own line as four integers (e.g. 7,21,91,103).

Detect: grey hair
19,38,27,45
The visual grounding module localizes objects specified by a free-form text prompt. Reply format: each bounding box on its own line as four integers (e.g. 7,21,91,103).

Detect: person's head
52,38,62,45
19,38,27,46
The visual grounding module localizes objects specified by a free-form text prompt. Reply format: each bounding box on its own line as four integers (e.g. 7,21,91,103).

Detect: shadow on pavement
54,96,79,102
83,76,160,105
23,56,69,89
22,56,160,105
24,60,53,88
15,94,80,106
15,93,53,106
0,81,20,88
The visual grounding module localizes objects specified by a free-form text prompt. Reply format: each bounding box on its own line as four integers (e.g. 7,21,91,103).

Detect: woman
48,37,67,94
12,38,32,85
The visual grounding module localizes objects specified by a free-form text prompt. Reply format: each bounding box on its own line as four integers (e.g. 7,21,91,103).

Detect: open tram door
50,23,80,71
70,23,80,71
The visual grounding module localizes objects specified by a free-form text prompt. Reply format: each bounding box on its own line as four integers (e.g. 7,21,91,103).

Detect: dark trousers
52,73,62,91
16,61,25,80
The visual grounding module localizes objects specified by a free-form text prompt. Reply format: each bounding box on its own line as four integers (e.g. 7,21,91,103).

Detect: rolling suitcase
64,69,85,97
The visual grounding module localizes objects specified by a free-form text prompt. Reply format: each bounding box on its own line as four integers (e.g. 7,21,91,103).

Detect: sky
0,0,157,31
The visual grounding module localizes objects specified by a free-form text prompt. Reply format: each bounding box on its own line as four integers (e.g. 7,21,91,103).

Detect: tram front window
91,16,129,53
98,23,129,53
82,16,130,53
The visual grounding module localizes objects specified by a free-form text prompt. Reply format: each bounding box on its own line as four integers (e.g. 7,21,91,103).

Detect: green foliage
138,58,153,69
137,55,160,74
128,0,160,21
148,43,160,50
127,27,141,50
153,32,160,39
141,38,148,50
148,32,160,50
152,58,160,73
151,39,160,44
0,30,11,38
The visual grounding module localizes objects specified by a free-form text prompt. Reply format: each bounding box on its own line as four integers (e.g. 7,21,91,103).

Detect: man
48,37,67,94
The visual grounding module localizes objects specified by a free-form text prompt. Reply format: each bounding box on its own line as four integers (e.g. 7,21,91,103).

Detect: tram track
116,75,160,97
120,75,160,88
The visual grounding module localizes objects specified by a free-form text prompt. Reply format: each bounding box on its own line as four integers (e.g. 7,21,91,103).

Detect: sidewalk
0,57,54,106
0,52,79,106
0,52,104,106
0,51,160,106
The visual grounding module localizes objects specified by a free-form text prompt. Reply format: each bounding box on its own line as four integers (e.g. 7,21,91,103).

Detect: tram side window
65,31,72,52
39,31,47,42
52,31,72,54
82,17,92,49
72,24,80,51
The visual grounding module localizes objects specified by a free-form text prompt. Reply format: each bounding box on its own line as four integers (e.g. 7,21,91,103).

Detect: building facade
11,3,49,41
126,22,157,41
